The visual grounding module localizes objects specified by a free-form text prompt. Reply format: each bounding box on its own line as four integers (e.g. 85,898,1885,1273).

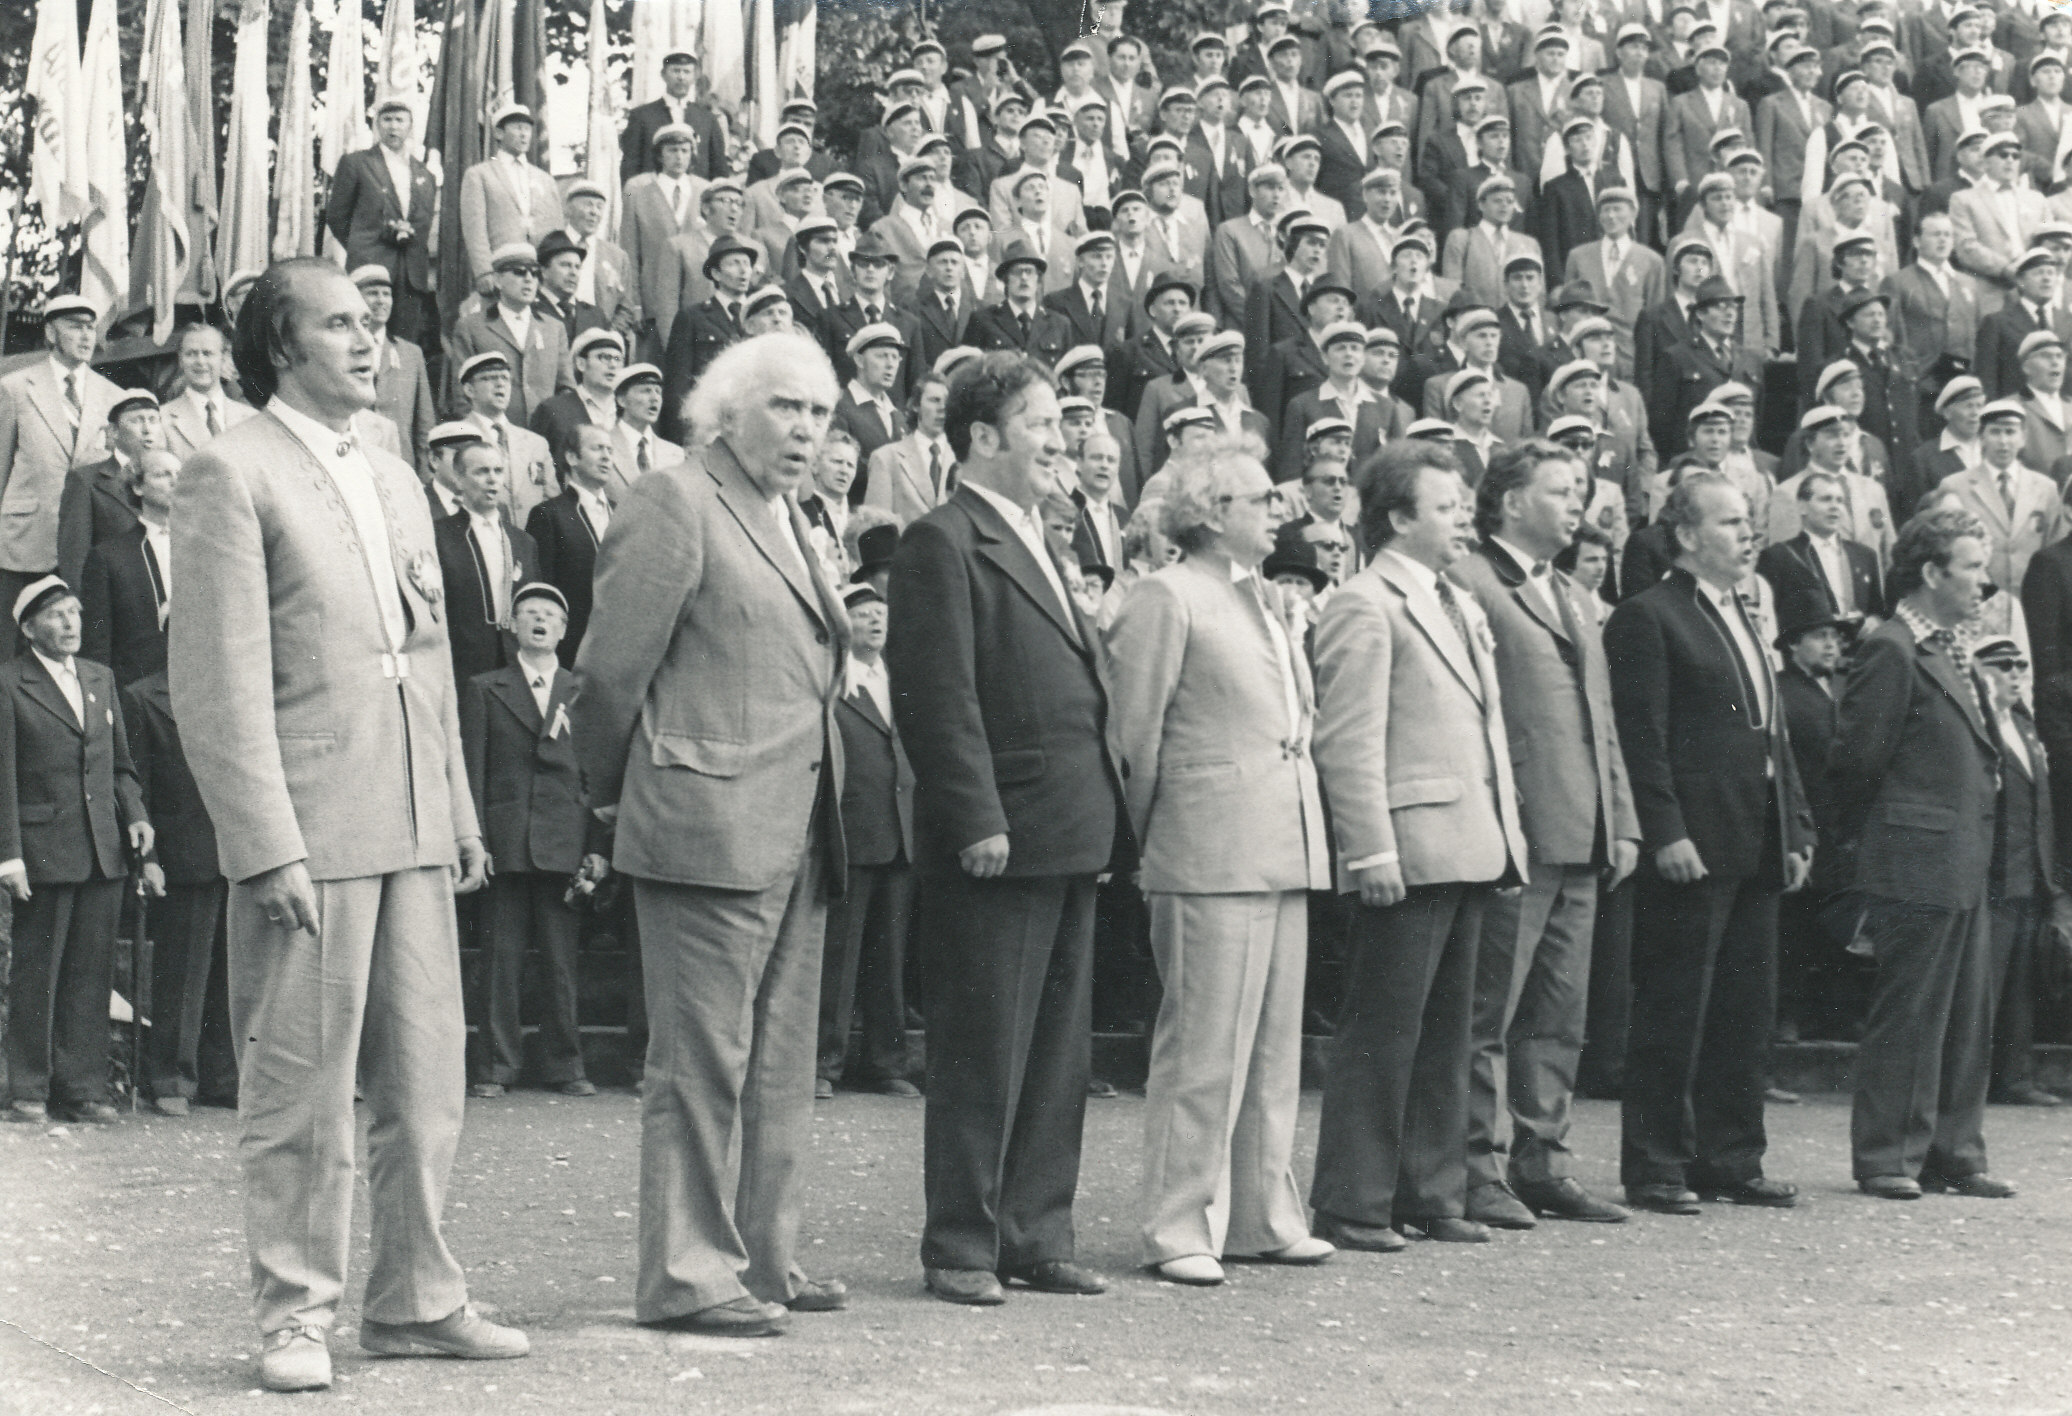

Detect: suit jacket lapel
706,440,827,628
845,680,894,736
1374,556,1482,702
1917,633,1994,749
23,363,79,456
489,668,544,732
19,653,82,735
959,488,1086,650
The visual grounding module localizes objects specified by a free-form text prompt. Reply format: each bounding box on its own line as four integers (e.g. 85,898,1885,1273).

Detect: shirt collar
964,478,1037,530
1491,534,1550,573
1379,546,1439,593
848,378,893,410
31,647,74,681
269,397,360,463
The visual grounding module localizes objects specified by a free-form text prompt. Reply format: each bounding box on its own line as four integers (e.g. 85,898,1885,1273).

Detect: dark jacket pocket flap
17,803,55,824
991,748,1046,785
1389,776,1462,809
1881,801,1956,832
651,733,744,778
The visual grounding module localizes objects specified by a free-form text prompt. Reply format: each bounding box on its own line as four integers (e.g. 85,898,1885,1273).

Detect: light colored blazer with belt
1311,549,1527,892
169,407,476,882
1105,558,1330,895
0,360,124,574
571,437,849,889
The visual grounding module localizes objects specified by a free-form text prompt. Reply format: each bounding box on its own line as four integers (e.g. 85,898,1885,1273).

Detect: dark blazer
1632,296,1696,392
1277,386,1388,481
1313,121,1372,220
1653,331,1763,457
1795,281,1868,406
820,297,923,391
526,388,604,464
434,512,541,686
1242,271,1309,361
1757,531,1887,627
1043,282,1133,352
0,652,145,884
619,97,728,182
659,296,742,445
2022,536,2072,685
883,485,1127,876
524,488,603,666
1536,168,1604,279
1777,663,1841,890
783,270,844,346
1829,615,2000,910
966,301,1075,366
78,524,167,688
834,391,907,468
1496,303,1565,401
323,145,438,292
1358,286,1452,369
460,662,589,876
1252,332,1327,433
833,681,915,868
907,286,974,376
1976,297,2072,401
56,459,140,594
1603,567,1817,881
1184,125,1252,228
1109,327,1181,420
120,671,217,884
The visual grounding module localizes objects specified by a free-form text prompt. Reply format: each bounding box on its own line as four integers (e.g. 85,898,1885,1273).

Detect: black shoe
1464,1181,1537,1229
1858,1175,1923,1200
1989,1085,2063,1107
813,1078,834,1100
1401,1216,1490,1243
1694,1176,1799,1208
998,1260,1107,1294
1087,1078,1120,1099
1515,1177,1630,1223
48,1102,118,1124
784,1278,847,1311
1625,1184,1701,1215
1312,1215,1408,1253
924,1268,1005,1305
553,1079,598,1097
1920,1170,2017,1198
1763,1085,1802,1105
869,1078,922,1098
642,1297,787,1337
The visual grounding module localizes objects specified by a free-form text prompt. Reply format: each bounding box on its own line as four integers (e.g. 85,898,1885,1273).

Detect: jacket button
816,629,829,644
808,761,821,772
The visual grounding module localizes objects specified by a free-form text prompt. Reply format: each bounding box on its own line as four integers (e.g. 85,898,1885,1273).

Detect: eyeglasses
1980,659,2030,672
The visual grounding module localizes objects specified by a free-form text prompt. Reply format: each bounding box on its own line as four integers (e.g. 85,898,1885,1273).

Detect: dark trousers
613,888,647,1079
1091,874,1154,1033
817,860,916,1084
919,870,1096,1273
1310,883,1485,1227
1989,895,2041,1095
1851,898,1993,1180
146,879,236,1100
1620,868,1777,1189
392,286,442,396
1576,878,1634,1098
475,870,585,1086
4,876,124,1105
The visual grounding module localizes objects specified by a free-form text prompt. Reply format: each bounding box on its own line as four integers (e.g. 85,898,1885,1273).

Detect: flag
25,0,84,226
746,0,816,150
185,0,221,302
584,0,619,238
274,0,317,260
320,0,370,179
630,0,702,109
218,0,273,290
775,0,816,108
375,0,423,145
133,0,196,343
426,0,482,326
744,0,777,150
79,0,131,327
703,0,745,109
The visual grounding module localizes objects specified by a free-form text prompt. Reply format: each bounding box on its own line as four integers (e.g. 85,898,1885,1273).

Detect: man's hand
250,861,320,934
0,860,30,901
141,862,167,898
1784,848,1812,894
454,836,490,895
960,833,1010,878
578,853,611,885
1608,838,1639,892
1353,861,1406,909
127,821,155,860
1654,838,1707,884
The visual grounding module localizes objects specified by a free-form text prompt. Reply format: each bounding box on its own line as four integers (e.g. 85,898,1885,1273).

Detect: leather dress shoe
1858,1176,1923,1200
151,1096,190,1117
1465,1181,1538,1230
1922,1170,2018,1198
49,1102,118,1124
361,1304,530,1359
5,1100,48,1123
813,1078,834,1100
785,1278,847,1312
1000,1260,1107,1294
1150,1255,1225,1286
260,1324,332,1391
1254,1236,1335,1265
1087,1078,1120,1098
642,1297,788,1337
871,1078,922,1098
467,1082,505,1099
1515,1177,1629,1223
1625,1184,1701,1215
924,1268,1006,1305
1312,1216,1408,1253
554,1079,598,1097
1764,1086,1802,1105
1990,1084,2063,1107
1402,1216,1490,1243
1695,1176,1799,1208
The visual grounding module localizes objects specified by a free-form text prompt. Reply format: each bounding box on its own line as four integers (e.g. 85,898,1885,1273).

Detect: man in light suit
458,106,564,292
1883,211,1987,397
325,100,439,353
1564,190,1666,381
448,244,574,429
885,351,1129,1306
620,127,709,360
1307,441,1529,1252
1603,473,1815,1215
1663,45,1754,213
1757,46,1831,272
1443,176,1545,310
453,351,559,526
351,267,436,473
0,296,123,655
607,363,684,501
571,332,852,1338
1940,395,2070,590
160,323,256,460
865,372,956,524
1453,441,1640,1230
1206,166,1290,327
170,261,522,1391
1951,134,2049,284
1601,26,1670,235
556,179,641,341
1107,442,1335,1287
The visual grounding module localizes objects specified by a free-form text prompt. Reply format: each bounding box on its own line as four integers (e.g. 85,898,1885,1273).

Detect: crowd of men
3,0,2072,1394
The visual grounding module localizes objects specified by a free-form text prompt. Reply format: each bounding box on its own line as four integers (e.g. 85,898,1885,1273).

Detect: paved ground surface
3,1091,2072,1416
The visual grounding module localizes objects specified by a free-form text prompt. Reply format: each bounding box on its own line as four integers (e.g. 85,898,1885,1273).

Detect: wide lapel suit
619,173,707,355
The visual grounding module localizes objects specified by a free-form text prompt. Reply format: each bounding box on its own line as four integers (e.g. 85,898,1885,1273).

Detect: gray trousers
1139,890,1311,1265
229,867,469,1336
1467,862,1598,1188
632,845,826,1322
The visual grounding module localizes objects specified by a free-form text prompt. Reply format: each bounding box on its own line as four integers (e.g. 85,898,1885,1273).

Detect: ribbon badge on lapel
548,701,571,740
407,549,443,620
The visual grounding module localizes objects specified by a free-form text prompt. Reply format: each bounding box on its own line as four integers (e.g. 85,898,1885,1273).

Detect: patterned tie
1434,575,1474,653
637,434,651,477
205,397,222,436
64,368,80,420
2001,467,2017,516
1017,309,1032,342
929,441,945,499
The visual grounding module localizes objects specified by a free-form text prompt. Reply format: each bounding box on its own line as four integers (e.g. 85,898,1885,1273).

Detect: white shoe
259,1324,332,1391
1258,1236,1336,1265
1152,1255,1225,1286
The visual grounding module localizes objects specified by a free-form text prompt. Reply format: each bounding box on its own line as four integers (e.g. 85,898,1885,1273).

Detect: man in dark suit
968,242,1076,366
818,233,920,389
1537,119,1608,277
1314,70,1375,218
1043,231,1132,353
459,582,601,1099
323,100,439,353
1604,474,1815,1214
436,442,541,686
1440,117,1528,244
659,236,758,445
124,665,235,1115
1495,257,1564,401
1254,283,1354,430
619,52,728,182
78,450,172,690
834,324,911,470
1974,248,2072,399
1771,607,1851,1046
1797,233,1883,408
885,351,1129,1306
0,576,152,1124
907,237,976,376
1185,79,1252,229
524,424,615,665
1110,274,1196,419
1756,467,1888,626
1834,508,2014,1199
528,327,624,464
533,230,611,348
1653,277,1762,457
783,217,849,347
1244,215,1332,361
820,583,920,1099
57,388,156,594
1913,375,1987,492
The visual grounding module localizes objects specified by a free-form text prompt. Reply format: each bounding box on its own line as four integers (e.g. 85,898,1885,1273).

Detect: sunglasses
1980,659,2030,672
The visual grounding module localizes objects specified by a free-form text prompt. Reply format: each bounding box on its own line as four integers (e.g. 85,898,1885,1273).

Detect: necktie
531,672,550,719
864,302,880,325
637,434,652,476
64,371,81,449
1090,291,1104,328
730,300,744,329
205,397,222,436
669,181,685,223
494,422,510,458
1434,575,1475,654
1017,309,1031,342
929,441,945,499
2001,467,2016,515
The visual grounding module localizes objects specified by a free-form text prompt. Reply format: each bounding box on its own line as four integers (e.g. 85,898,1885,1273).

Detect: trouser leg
1466,869,1560,1189
1620,872,1736,1189
816,866,872,1085
532,874,586,1084
1577,879,1633,1097
52,880,120,1107
855,864,916,1082
1850,900,1975,1181
147,880,226,1100
1505,866,1598,1187
478,872,529,1085
1689,877,1778,1186
1927,904,1996,1180
1988,897,2040,1095
3,887,68,1105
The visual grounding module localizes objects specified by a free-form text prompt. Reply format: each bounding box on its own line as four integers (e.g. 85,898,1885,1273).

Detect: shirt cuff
1344,850,1398,872
0,859,24,877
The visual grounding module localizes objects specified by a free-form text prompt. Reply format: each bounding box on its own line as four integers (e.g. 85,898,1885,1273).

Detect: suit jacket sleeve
1663,98,1692,191
325,152,362,248
1103,575,1189,849
569,471,704,810
0,679,17,867
0,381,20,510
1603,599,1689,851
460,672,491,845
408,352,436,470
78,544,114,670
2024,550,2072,684
884,516,1009,853
459,167,490,284
109,677,145,830
1827,628,1913,849
1310,583,1398,869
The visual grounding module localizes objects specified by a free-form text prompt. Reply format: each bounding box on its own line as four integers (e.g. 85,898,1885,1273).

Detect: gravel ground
3,1091,2072,1416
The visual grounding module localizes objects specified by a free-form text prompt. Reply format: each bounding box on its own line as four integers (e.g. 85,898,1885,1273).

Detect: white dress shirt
499,301,533,349
175,385,229,438
1806,528,1855,612
849,653,892,723
1492,534,1561,622
1940,426,1982,472
32,648,83,726
520,654,557,719
380,143,415,209
573,480,612,540
769,492,813,582
1998,704,2033,776
495,150,535,223
469,510,511,623
143,520,172,612
965,480,1076,631
1701,575,1771,726
270,398,409,651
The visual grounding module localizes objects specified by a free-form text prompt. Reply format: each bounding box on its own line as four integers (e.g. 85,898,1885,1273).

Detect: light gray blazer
169,408,476,883
1311,550,1528,892
571,437,850,890
1106,558,1330,895
863,435,944,527
0,360,124,573
458,155,565,285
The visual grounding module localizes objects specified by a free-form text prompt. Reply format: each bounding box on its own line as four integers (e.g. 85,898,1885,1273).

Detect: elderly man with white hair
1107,439,1336,1287
572,331,854,1339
